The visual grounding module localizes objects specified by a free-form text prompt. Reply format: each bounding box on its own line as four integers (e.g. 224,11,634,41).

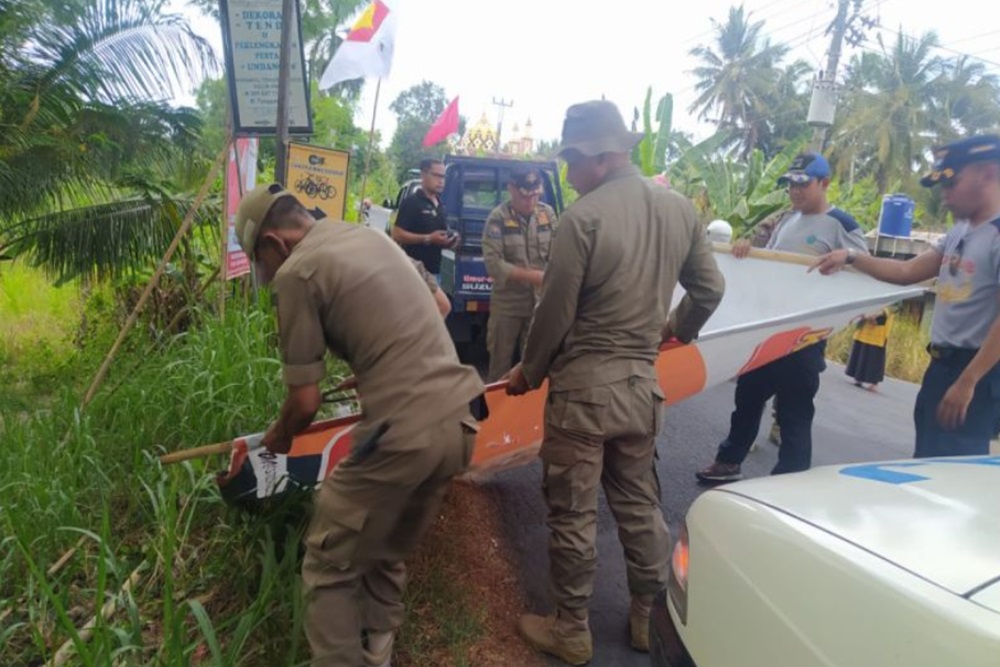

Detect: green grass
0,262,83,411
0,283,490,666
0,298,338,666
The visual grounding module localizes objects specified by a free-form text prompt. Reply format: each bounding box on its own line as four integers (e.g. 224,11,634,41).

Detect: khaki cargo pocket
554,386,609,436
651,384,666,436
304,494,369,571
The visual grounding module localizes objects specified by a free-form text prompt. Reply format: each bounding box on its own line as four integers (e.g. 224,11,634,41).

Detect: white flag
319,0,397,89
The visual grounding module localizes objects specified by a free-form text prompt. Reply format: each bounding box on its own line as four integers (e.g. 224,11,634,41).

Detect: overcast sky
171,0,1000,149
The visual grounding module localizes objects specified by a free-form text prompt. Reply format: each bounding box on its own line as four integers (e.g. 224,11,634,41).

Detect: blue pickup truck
387,155,565,368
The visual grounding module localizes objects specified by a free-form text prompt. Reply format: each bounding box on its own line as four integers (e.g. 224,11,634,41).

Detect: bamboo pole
711,241,937,288
79,145,228,411
46,563,147,667
711,242,838,268
46,537,87,578
219,136,232,319
159,440,233,466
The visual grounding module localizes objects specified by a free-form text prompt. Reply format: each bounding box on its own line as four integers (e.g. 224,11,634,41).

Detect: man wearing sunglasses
233,183,485,667
482,165,559,381
812,135,1000,459
391,157,460,282
697,151,870,484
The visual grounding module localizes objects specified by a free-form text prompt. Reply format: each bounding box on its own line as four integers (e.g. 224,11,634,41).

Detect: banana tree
631,88,675,176
668,131,809,236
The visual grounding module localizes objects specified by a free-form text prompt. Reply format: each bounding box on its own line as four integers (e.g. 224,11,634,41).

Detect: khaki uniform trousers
486,312,531,382
302,407,477,667
540,375,670,617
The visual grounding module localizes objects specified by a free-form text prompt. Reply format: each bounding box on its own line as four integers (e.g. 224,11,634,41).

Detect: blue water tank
878,194,914,237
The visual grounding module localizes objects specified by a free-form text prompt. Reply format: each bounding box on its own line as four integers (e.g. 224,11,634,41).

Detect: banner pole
357,77,381,221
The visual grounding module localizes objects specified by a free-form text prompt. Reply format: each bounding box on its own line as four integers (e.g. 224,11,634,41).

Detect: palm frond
2,192,221,285
26,0,218,103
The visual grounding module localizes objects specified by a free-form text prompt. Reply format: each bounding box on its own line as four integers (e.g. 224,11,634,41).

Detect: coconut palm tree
933,56,1000,138
688,4,791,159
829,30,946,191
0,0,219,282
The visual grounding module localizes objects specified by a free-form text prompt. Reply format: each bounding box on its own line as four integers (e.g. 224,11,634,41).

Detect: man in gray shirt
812,135,1000,458
697,152,870,482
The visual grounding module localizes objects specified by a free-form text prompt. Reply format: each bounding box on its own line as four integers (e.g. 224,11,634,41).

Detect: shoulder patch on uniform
487,223,502,239
828,208,861,233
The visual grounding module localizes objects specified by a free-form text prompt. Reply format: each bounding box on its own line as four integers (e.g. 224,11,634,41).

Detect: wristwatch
846,248,857,265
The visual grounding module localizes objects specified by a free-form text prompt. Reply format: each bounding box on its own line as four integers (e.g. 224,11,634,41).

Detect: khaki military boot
629,594,654,652
518,611,592,665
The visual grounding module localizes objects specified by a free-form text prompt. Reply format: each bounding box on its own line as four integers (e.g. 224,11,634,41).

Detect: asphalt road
483,363,920,667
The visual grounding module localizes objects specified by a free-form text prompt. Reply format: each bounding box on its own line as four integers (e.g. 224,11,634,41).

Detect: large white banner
208,248,929,500
662,249,928,401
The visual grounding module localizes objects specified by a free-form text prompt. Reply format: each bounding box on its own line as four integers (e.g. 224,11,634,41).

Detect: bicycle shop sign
286,142,350,219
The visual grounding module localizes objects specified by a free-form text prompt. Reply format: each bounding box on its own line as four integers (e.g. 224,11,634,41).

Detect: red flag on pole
422,96,459,147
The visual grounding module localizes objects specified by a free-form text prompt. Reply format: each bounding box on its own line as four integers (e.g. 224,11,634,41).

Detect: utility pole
492,97,513,156
273,0,296,185
809,0,863,152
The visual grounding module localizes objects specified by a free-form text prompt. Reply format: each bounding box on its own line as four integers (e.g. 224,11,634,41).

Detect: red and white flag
319,0,397,88
423,96,460,147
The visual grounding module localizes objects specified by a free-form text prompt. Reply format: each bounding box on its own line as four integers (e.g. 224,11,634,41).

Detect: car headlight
668,520,689,625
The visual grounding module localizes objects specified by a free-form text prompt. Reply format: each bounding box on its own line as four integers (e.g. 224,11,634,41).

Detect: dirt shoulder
396,479,547,667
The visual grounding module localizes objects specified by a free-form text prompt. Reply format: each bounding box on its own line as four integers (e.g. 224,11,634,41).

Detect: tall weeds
0,299,328,666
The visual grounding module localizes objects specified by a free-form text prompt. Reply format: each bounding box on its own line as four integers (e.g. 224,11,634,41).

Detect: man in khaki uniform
506,101,725,664
482,165,559,381
234,183,485,667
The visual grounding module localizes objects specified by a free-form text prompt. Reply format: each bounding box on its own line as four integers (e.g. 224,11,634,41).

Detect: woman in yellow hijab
846,307,894,391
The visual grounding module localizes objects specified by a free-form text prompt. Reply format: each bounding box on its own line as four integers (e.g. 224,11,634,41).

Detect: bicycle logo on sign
295,175,338,201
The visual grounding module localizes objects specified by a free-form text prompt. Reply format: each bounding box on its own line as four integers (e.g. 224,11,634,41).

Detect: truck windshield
461,169,499,209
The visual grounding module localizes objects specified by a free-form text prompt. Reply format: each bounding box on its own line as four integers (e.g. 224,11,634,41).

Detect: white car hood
719,456,1000,596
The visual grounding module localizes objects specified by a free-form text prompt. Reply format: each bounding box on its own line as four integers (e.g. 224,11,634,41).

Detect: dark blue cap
920,134,1000,187
777,152,831,185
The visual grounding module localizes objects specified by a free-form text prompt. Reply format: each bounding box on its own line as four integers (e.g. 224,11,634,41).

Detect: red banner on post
225,137,258,280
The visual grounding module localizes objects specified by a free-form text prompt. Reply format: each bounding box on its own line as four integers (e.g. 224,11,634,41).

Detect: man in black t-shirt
391,158,460,277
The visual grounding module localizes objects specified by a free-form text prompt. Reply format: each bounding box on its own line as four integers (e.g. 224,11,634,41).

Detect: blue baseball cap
777,152,831,185
920,134,1000,187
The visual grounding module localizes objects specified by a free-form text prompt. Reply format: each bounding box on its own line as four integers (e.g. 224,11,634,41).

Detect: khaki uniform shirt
272,221,484,439
521,165,725,391
482,201,557,317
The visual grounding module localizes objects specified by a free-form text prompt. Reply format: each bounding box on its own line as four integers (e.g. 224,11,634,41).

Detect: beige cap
234,183,297,256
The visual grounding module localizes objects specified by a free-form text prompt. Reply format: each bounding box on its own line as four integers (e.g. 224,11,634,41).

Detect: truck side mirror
382,197,392,209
